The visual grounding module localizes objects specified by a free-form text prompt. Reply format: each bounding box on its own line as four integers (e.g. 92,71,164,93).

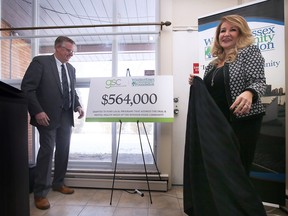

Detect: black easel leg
142,122,161,180
110,120,122,205
137,121,153,204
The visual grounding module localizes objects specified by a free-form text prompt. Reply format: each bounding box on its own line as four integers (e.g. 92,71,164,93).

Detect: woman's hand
188,74,195,85
230,90,253,115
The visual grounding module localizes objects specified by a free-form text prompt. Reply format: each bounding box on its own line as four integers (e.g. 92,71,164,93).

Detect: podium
0,81,29,216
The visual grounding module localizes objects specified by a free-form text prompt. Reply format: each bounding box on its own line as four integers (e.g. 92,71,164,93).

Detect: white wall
171,31,198,184
157,0,173,188
171,0,238,27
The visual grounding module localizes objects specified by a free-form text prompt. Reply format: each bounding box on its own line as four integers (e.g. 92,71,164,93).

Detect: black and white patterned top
204,45,266,120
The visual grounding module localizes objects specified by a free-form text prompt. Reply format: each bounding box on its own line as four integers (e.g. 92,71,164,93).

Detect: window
1,0,160,172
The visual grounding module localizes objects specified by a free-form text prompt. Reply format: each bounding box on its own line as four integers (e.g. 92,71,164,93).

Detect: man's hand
76,106,85,119
35,112,50,126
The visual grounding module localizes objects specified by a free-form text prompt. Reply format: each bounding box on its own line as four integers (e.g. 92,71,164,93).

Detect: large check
86,76,174,122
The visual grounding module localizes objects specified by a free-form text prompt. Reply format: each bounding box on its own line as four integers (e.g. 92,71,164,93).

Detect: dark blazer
204,45,266,121
183,77,266,216
21,55,81,130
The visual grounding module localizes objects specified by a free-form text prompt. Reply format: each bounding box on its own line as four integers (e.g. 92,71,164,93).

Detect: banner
198,0,285,205
86,76,174,122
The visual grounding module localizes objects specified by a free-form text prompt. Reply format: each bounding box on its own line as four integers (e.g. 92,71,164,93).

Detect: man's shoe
53,185,74,194
34,197,50,210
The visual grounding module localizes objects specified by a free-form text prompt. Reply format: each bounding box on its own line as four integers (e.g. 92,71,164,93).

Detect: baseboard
63,172,169,192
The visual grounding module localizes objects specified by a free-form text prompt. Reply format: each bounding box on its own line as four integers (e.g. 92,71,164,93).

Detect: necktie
61,64,70,110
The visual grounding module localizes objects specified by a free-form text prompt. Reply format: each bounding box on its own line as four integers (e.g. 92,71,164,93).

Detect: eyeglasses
61,46,75,54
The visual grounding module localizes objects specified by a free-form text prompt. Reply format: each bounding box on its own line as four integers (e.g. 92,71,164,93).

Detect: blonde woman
184,14,267,216
189,14,266,174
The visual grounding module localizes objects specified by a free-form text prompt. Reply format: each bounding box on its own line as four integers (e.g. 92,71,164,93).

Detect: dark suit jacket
21,55,81,130
183,77,266,216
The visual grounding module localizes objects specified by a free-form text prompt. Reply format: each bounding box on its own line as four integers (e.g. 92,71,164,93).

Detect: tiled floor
29,186,288,216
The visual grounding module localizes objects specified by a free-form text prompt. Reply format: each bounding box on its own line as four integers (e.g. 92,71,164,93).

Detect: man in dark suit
21,36,84,210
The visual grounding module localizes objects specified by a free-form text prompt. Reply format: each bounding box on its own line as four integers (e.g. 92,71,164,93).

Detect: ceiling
1,0,160,52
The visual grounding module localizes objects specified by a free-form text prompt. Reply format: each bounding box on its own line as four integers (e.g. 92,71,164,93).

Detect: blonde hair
211,14,254,65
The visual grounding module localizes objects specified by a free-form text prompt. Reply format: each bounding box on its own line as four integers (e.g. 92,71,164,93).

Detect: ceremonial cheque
86,76,174,122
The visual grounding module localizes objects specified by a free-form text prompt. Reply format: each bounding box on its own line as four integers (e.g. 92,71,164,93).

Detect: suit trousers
33,108,72,198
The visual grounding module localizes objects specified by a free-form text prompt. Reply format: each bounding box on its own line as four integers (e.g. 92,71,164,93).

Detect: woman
184,14,267,216
189,14,266,174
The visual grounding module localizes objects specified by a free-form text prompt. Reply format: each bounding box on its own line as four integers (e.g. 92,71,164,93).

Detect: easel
109,69,162,205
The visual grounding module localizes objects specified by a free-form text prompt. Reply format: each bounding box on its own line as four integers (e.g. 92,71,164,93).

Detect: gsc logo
105,79,121,88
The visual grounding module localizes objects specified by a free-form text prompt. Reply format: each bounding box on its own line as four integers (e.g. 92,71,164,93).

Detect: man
21,36,84,210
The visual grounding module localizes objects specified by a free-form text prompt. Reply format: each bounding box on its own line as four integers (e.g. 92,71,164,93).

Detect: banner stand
109,120,162,205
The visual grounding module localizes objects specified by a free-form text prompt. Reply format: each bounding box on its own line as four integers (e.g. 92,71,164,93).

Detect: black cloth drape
183,77,266,216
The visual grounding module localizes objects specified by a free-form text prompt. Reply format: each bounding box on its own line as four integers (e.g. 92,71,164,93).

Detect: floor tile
43,205,83,216
54,188,95,205
149,208,185,216
79,206,115,216
113,207,148,216
87,189,122,207
148,192,181,210
29,186,288,216
117,190,149,208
